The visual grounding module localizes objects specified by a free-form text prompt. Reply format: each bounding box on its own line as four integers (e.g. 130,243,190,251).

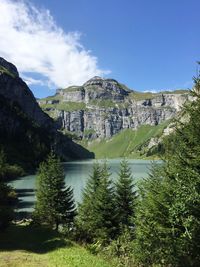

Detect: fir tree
115,159,137,231
0,149,16,230
93,162,117,241
76,162,102,241
134,165,176,266
0,180,15,229
134,65,200,266
34,153,76,230
77,162,117,242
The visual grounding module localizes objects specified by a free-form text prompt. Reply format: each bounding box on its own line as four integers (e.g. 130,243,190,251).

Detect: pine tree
0,149,16,230
77,162,117,242
34,153,76,230
93,162,117,241
76,162,102,241
0,180,15,230
134,66,200,266
115,159,137,232
134,165,176,266
0,149,6,178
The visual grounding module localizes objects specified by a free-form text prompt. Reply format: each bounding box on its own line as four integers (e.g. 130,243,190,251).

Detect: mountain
38,76,192,158
0,57,94,169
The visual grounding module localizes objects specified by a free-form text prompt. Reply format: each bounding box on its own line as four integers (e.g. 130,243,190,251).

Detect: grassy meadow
83,121,170,159
0,224,114,267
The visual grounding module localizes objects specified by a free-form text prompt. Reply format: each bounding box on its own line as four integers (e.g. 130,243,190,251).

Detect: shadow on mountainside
0,224,73,254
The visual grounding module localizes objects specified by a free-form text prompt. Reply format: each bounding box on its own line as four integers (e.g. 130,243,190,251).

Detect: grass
0,224,114,267
63,86,83,92
160,89,189,94
57,102,86,111
129,91,158,101
118,83,132,92
89,99,117,108
128,89,188,101
82,121,170,159
39,94,61,101
40,101,86,112
0,66,16,78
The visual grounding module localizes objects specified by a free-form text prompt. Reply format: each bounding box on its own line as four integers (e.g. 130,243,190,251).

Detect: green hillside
82,121,170,159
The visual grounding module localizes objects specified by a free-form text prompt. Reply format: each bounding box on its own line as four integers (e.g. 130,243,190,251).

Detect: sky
0,0,199,98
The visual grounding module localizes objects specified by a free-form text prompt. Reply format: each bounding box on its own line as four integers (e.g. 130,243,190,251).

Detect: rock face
0,58,54,132
39,76,192,140
0,57,94,167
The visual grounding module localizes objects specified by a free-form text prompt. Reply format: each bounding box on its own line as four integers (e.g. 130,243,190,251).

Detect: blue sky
0,0,199,98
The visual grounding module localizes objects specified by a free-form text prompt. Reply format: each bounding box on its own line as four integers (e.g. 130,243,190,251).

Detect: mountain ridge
39,76,192,141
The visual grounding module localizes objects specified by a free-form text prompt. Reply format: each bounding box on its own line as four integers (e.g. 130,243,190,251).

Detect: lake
9,159,161,217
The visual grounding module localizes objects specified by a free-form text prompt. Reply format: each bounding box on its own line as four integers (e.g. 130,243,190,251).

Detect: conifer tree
77,162,116,242
0,180,15,229
34,153,76,230
0,149,16,230
76,162,102,241
93,162,117,241
115,159,137,231
134,165,176,266
134,65,200,266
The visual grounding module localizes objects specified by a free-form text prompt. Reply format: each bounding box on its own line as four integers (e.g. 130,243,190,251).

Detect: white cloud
143,90,159,93
21,75,45,86
0,0,109,88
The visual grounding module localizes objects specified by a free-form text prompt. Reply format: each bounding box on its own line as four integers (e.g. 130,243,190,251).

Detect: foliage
115,159,137,232
0,149,25,180
76,162,117,243
76,162,102,242
103,228,135,267
93,162,117,242
134,165,177,266
0,150,17,230
34,153,76,230
134,66,200,266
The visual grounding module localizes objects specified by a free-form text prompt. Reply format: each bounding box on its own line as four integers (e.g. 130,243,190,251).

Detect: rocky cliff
0,58,54,133
0,57,93,168
39,76,192,140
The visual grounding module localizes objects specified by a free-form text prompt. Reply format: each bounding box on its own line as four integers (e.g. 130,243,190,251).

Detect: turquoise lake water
9,159,161,216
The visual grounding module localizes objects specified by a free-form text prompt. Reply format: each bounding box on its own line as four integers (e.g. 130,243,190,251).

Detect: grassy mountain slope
81,121,170,159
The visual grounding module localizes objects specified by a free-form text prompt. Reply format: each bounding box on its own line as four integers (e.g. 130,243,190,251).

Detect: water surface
9,159,161,216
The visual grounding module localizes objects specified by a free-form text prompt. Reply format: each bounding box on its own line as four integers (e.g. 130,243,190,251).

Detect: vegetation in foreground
0,67,200,267
0,224,114,267
34,153,76,231
0,150,19,229
133,68,200,266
